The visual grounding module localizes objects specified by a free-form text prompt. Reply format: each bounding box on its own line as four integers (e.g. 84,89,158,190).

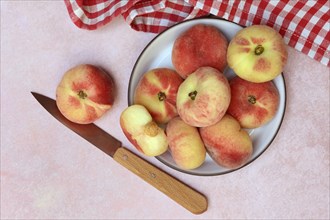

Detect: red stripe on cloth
191,8,209,18
64,0,140,29
228,0,240,21
266,0,290,28
189,0,228,18
217,1,229,18
239,0,253,25
252,0,269,24
289,2,318,47
278,1,305,37
125,0,196,33
123,0,164,19
64,0,84,28
195,0,213,13
78,0,106,6
132,23,165,33
302,10,329,57
78,1,120,19
316,30,330,65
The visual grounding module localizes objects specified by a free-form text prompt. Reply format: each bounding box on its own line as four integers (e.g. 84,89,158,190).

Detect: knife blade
31,92,207,214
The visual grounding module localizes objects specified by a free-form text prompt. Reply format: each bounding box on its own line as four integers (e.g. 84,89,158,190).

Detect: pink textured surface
1,1,329,219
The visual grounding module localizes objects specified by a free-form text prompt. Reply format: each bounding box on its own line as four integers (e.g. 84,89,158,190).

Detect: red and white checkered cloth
64,0,330,67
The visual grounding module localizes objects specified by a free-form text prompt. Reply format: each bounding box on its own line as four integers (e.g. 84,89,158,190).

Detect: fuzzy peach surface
176,67,231,127
227,25,288,83
166,117,206,170
227,76,279,129
133,68,183,124
172,24,228,78
200,114,252,169
1,1,329,219
56,64,114,124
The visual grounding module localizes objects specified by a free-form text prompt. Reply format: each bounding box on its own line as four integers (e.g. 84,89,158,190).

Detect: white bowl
128,17,286,176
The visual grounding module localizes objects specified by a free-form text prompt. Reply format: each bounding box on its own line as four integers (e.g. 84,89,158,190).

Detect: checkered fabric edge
64,0,330,67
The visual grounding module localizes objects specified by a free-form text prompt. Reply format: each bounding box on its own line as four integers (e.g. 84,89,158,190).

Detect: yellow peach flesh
120,105,168,156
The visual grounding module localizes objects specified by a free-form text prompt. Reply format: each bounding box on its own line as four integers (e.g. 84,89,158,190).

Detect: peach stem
158,91,166,101
248,95,256,104
254,45,264,55
77,90,87,99
189,91,197,100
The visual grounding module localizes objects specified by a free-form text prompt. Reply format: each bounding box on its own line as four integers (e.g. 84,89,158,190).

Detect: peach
56,64,114,124
172,24,228,78
134,68,183,124
227,25,287,83
200,114,253,169
176,66,231,127
120,105,168,156
166,117,206,170
227,76,279,129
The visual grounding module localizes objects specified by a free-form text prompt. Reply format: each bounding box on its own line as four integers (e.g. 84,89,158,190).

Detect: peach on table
56,64,114,124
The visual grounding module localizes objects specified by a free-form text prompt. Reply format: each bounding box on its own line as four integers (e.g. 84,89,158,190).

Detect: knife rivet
123,154,128,160
149,172,156,178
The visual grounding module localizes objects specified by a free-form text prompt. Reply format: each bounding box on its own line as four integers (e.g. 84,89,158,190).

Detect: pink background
1,1,329,219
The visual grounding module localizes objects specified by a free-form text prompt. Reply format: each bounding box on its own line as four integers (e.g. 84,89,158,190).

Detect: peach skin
227,76,280,129
172,24,228,78
200,114,253,169
227,25,287,83
134,68,183,124
56,64,114,124
176,67,231,127
166,117,206,170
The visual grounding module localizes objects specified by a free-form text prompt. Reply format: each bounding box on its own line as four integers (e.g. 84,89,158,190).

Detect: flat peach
166,117,206,169
227,25,287,83
134,68,183,124
176,67,231,127
227,76,279,128
172,24,228,78
200,114,253,169
56,64,114,124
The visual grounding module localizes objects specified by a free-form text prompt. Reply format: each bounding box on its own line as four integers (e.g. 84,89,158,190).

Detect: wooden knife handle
113,147,208,214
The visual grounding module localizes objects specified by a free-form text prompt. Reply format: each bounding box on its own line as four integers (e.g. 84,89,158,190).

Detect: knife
31,92,208,214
